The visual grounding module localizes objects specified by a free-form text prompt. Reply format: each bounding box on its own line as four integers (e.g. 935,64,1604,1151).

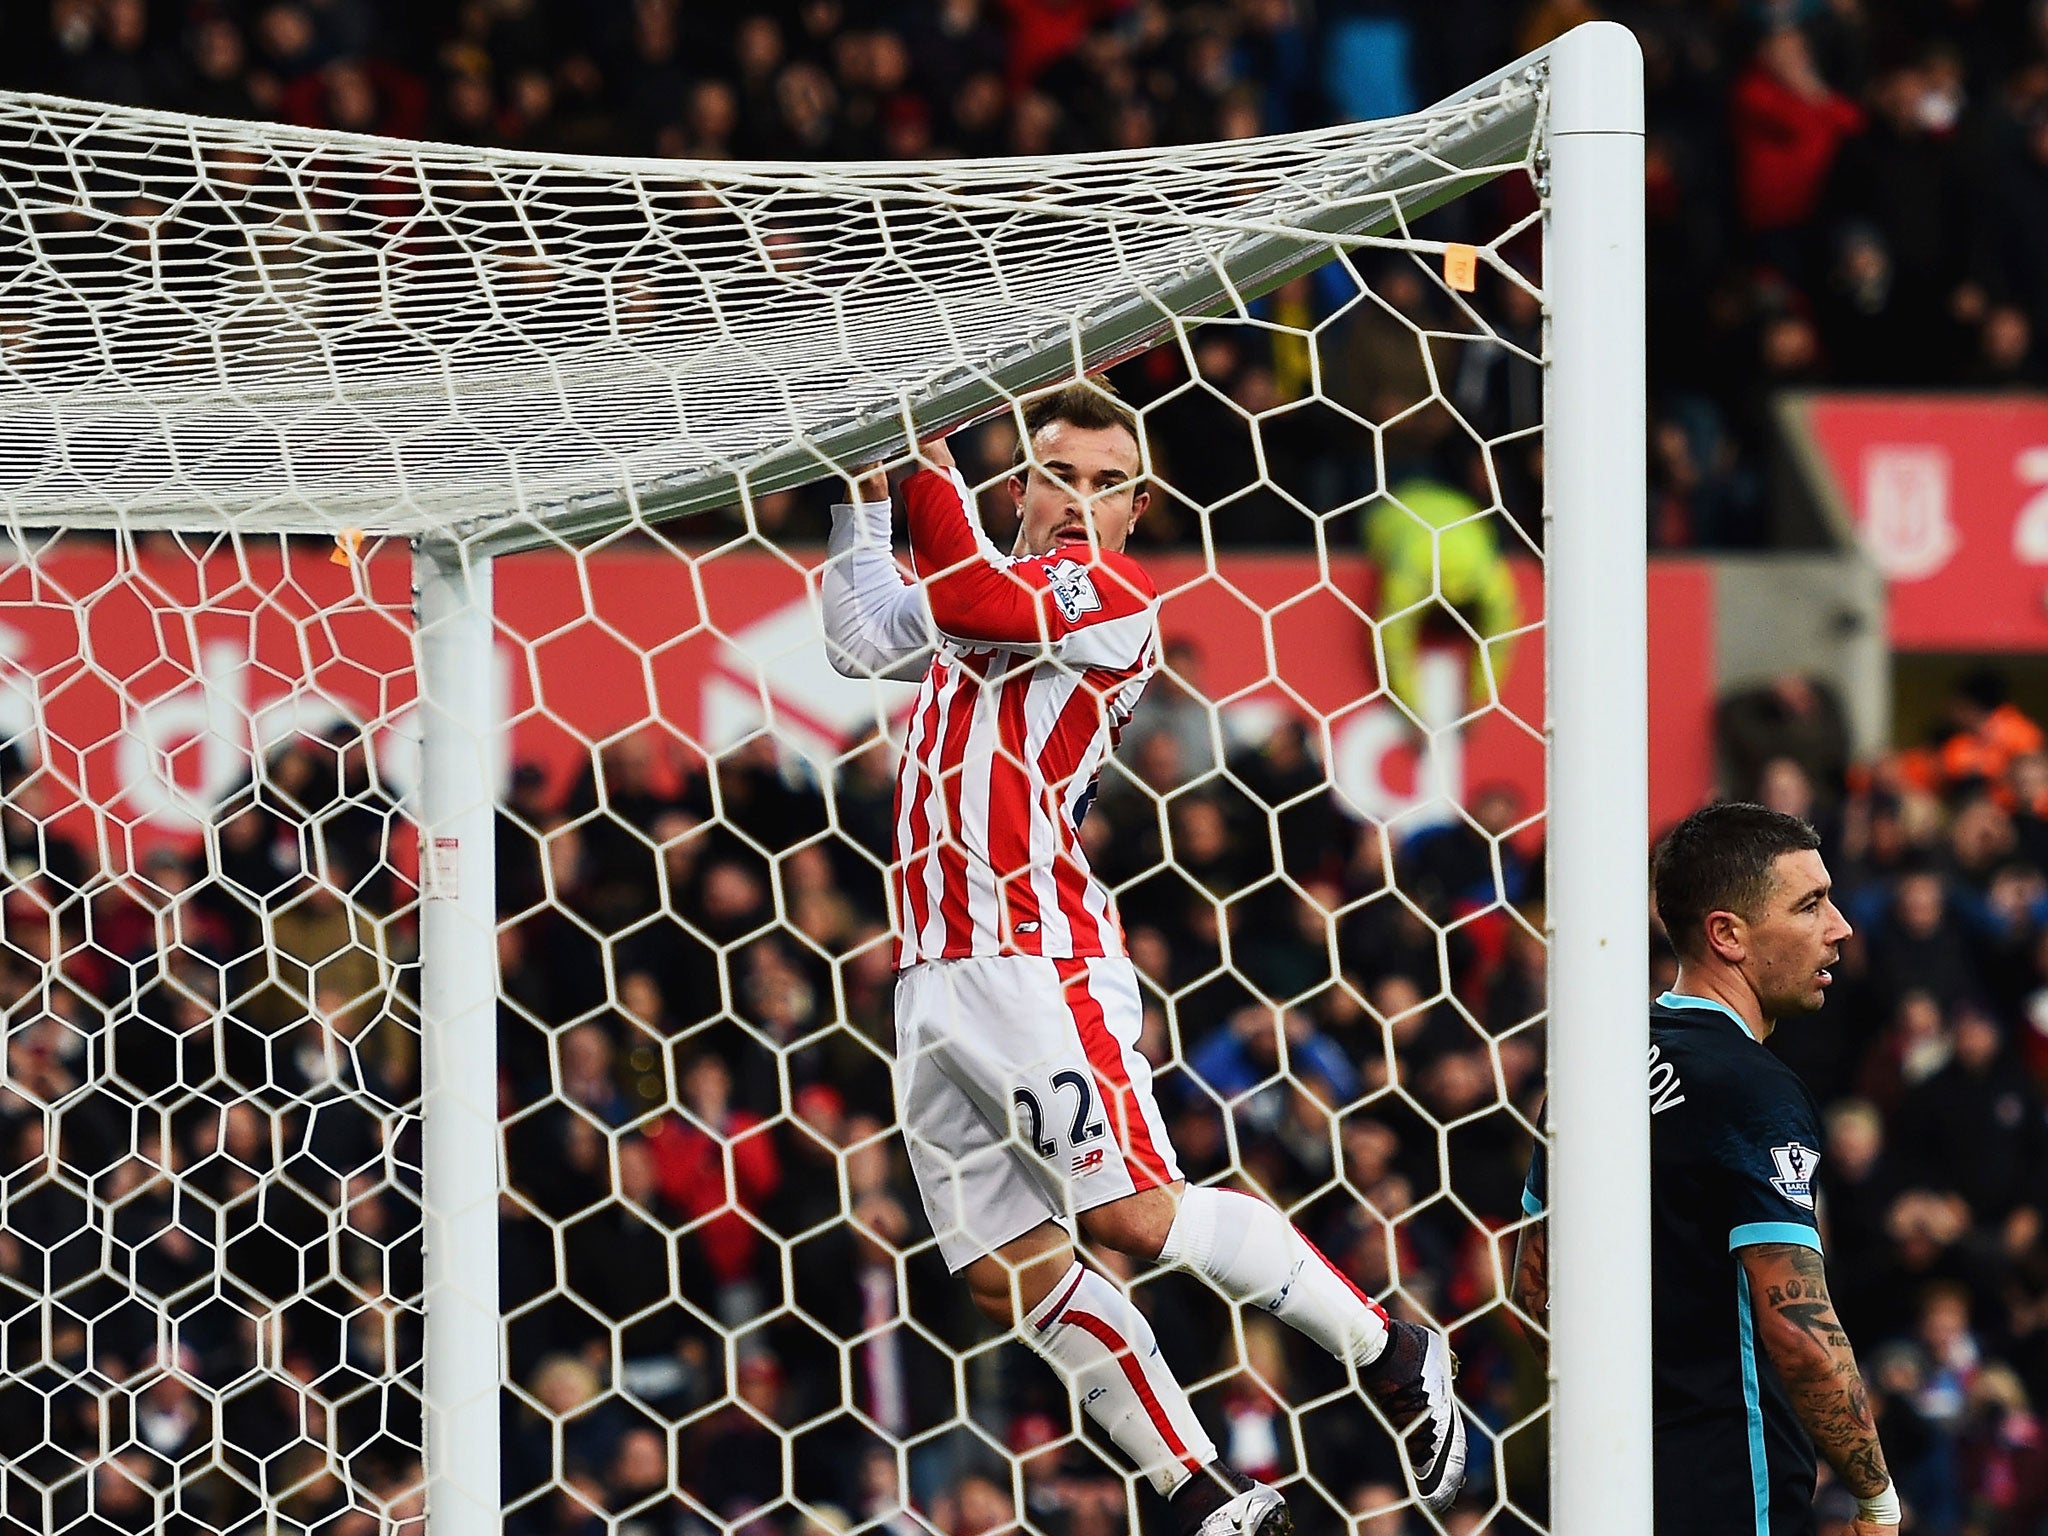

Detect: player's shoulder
1096,545,1155,591
1650,994,1756,1052
1020,546,1156,616
1651,999,1816,1128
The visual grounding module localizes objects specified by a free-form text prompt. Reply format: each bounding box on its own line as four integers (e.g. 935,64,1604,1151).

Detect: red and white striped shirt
821,466,1158,966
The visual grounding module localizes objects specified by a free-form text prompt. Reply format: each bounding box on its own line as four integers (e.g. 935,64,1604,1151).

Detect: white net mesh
0,73,1552,1536
0,80,1535,545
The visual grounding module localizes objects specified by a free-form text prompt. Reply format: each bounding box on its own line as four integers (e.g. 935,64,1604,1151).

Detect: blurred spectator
1894,1003,2047,1227
1869,862,1982,1010
1820,56,1973,381
1932,671,2048,799
1119,636,1221,784
1959,1364,2048,1532
1188,1005,1360,1136
694,1352,792,1524
1732,28,1864,279
644,1053,782,1327
1717,672,1853,812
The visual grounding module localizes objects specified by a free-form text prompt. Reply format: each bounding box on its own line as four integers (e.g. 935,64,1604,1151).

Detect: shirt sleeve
1714,1071,1825,1253
901,465,1157,667
820,495,936,681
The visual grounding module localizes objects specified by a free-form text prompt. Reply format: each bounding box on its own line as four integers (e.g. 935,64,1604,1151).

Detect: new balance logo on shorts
1071,1148,1107,1177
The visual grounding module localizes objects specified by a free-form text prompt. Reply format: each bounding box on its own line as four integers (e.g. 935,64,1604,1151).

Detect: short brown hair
1013,379,1143,471
1652,802,1822,960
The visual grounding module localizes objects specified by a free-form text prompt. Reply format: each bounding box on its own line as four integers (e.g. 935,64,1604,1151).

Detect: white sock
1023,1261,1218,1497
1158,1186,1390,1368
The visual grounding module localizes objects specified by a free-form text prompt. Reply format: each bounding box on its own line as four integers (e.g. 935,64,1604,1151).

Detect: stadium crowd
1,0,2047,1534
8,0,2048,548
3,650,2048,1534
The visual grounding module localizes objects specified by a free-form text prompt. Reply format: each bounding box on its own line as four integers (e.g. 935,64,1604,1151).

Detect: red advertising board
1799,394,2048,650
0,541,1713,875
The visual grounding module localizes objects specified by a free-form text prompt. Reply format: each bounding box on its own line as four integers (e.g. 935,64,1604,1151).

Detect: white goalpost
0,21,1644,1536
1539,24,1650,1536
415,544,504,1536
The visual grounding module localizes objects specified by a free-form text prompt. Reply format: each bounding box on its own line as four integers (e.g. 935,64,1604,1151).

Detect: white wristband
1854,1481,1899,1525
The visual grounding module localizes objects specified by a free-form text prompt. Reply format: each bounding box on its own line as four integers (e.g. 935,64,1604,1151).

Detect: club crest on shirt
1769,1142,1820,1209
1046,559,1102,622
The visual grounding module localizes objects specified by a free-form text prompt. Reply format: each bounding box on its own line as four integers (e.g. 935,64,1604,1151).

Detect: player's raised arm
820,465,936,680
901,435,1155,662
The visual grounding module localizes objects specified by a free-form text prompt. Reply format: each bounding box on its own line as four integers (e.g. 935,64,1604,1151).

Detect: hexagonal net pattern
0,76,1559,1536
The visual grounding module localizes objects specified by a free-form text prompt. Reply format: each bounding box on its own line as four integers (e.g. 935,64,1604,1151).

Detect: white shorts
893,955,1182,1273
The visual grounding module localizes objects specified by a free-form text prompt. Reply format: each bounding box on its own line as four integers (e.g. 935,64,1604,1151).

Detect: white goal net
0,26,1646,1536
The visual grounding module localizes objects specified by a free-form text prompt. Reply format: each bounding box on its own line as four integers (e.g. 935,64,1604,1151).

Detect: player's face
1009,420,1149,558
1743,849,1852,1018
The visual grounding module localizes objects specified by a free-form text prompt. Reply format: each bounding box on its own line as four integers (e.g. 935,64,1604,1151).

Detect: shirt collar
1655,989,1759,1040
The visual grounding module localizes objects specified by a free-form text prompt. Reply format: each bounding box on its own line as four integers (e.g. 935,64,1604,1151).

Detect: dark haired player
1515,803,1897,1535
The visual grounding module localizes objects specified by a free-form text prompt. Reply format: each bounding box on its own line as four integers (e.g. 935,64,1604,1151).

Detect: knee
1079,1185,1182,1260
964,1268,1021,1328
1076,1207,1154,1258
968,1289,1014,1327
963,1244,1069,1329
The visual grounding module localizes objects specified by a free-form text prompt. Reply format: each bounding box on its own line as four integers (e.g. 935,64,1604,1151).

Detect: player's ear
1703,908,1746,964
1130,486,1149,522
1008,470,1026,508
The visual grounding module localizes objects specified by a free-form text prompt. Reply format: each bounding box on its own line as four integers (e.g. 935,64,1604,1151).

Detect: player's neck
1667,966,1772,1042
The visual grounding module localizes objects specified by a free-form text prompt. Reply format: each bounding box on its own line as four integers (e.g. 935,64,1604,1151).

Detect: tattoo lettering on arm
1510,1216,1549,1369
1741,1244,1890,1501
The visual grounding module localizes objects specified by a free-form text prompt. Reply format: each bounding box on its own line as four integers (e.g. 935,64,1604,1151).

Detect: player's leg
894,960,1286,1536
962,1222,1288,1536
1059,961,1467,1514
1085,1181,1389,1362
1080,1183,1464,1513
1180,1187,1397,1358
961,1224,1207,1493
1167,1187,1466,1512
1058,961,1394,1365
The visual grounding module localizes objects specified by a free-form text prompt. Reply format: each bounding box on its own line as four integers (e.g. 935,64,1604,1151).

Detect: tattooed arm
1739,1244,1892,1508
1509,1215,1549,1369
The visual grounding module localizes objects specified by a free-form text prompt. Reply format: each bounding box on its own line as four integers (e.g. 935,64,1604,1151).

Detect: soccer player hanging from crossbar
819,381,1466,1534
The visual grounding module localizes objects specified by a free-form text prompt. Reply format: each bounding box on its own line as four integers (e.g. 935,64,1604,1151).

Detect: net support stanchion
1544,21,1650,1536
414,539,503,1536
